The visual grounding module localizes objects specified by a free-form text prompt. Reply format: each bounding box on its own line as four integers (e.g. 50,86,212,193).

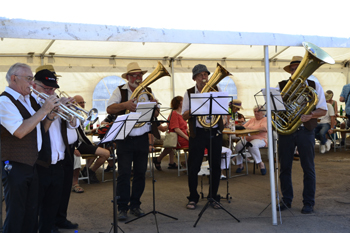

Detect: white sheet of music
136,102,157,122
190,92,230,115
116,112,141,140
261,88,286,111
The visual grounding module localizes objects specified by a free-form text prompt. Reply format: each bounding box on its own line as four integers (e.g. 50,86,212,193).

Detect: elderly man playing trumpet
0,63,60,233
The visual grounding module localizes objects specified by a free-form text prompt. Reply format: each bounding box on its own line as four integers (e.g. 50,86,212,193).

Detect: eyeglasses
127,73,143,78
15,75,34,82
36,83,56,92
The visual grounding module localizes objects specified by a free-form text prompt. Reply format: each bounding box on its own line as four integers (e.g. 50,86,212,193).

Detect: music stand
190,92,240,227
99,113,141,233
254,88,294,224
125,104,178,233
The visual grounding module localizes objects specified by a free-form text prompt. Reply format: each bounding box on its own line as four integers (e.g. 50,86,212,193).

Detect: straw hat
325,92,332,101
121,62,147,79
283,56,303,73
229,99,244,110
35,64,61,77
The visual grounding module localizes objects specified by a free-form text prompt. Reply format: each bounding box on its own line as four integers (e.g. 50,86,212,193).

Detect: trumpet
30,86,87,124
56,89,99,127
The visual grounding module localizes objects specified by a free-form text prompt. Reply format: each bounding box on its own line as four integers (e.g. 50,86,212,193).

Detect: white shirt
181,85,222,128
32,92,79,164
0,86,42,151
319,103,335,124
107,83,152,137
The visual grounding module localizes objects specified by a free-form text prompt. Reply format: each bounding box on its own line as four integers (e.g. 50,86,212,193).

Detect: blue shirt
340,84,350,115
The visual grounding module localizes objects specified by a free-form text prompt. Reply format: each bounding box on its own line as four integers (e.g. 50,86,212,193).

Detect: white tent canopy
1,17,350,225
1,18,350,115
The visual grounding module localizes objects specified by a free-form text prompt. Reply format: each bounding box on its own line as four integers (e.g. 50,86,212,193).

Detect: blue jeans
314,123,330,145
279,127,316,206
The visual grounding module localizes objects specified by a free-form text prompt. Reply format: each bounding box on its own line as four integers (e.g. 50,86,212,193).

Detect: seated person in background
153,96,189,171
72,95,111,183
204,147,232,180
223,99,245,148
234,105,267,175
315,93,335,153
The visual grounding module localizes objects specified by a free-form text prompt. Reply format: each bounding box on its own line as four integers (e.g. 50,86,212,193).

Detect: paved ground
3,144,350,233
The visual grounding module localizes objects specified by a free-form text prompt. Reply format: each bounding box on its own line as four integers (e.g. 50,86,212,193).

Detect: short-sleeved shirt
318,103,335,124
340,84,350,115
168,111,189,148
107,83,153,136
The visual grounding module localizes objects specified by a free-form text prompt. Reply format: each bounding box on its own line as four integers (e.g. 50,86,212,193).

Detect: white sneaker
325,139,332,151
220,174,227,180
320,145,326,154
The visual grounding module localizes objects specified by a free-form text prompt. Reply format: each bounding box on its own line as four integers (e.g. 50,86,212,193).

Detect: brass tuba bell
126,61,170,128
272,42,335,135
197,63,231,128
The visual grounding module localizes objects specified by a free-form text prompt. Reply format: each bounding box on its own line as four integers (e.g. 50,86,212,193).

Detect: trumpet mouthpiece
135,80,142,84
202,80,207,83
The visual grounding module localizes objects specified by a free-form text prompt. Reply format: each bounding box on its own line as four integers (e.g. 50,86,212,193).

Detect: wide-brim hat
283,56,303,73
36,64,61,77
229,99,244,110
325,92,332,101
121,62,147,79
34,69,60,88
192,64,210,80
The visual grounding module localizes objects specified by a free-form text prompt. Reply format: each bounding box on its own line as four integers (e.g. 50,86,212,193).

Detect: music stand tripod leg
193,111,240,227
125,140,178,230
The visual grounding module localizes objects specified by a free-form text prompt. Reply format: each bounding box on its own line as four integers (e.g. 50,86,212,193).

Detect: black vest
0,92,38,166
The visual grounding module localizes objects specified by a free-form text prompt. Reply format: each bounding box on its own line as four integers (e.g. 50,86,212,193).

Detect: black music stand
190,92,239,227
254,89,293,224
125,104,177,233
99,113,141,233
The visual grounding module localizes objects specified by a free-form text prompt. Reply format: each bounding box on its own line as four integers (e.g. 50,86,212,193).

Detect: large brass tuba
197,63,231,128
272,42,335,135
126,61,170,127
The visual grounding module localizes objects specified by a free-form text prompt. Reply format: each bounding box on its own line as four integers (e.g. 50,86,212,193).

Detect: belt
196,127,218,132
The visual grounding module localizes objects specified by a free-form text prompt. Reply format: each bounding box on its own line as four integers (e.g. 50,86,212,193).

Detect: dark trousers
279,127,316,206
2,162,38,233
37,161,65,233
56,148,74,226
188,127,223,203
116,133,149,211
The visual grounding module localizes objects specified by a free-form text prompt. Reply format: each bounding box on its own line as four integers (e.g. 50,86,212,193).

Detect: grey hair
6,63,32,84
253,104,266,112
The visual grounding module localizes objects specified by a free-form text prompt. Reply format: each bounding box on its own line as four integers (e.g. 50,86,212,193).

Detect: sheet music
116,112,141,140
136,102,157,122
99,113,141,144
190,92,230,115
261,88,286,111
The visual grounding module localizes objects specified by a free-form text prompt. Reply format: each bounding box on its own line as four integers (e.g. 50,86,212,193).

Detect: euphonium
272,42,335,135
126,61,170,128
56,90,99,127
197,63,231,128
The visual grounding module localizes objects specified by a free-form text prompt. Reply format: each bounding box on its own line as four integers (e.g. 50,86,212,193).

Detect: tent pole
264,45,277,225
171,59,175,99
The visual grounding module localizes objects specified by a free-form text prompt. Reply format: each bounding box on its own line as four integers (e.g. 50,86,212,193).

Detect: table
222,128,259,177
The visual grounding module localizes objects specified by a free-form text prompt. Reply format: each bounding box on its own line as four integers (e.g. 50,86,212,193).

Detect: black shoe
118,210,128,221
51,225,60,233
301,205,314,214
277,202,291,211
152,157,162,171
104,165,113,172
130,207,145,217
89,170,100,183
57,220,78,229
168,163,178,169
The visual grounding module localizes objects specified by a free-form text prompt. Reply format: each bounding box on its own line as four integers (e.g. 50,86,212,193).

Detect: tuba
272,42,335,135
197,63,231,128
126,61,170,128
